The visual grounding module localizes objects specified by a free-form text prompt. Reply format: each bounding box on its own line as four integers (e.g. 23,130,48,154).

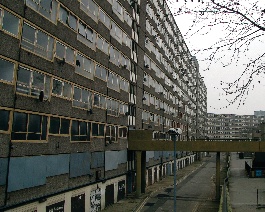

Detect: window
122,32,131,49
55,41,75,64
59,6,77,31
52,78,72,99
0,109,9,131
49,117,70,135
71,120,90,141
93,93,106,109
120,78,129,92
77,21,95,50
99,9,111,29
96,36,109,55
26,0,58,22
105,125,117,143
0,58,15,83
112,0,123,20
106,98,119,116
76,54,95,79
120,54,131,70
110,22,122,44
95,64,107,81
0,8,20,36
16,66,51,100
92,123,104,137
118,126,127,138
21,23,54,60
12,112,47,141
73,86,92,109
123,11,132,27
80,0,99,22
119,103,128,115
107,72,120,91
109,46,120,66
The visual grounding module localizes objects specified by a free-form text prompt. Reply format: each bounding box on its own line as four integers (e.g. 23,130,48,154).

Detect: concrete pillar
141,151,146,193
136,151,142,197
216,152,221,199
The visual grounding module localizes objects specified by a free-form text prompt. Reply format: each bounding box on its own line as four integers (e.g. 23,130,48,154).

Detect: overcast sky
170,0,265,115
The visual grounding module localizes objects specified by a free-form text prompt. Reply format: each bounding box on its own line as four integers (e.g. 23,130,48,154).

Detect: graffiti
90,188,101,212
117,180,125,201
46,201,64,212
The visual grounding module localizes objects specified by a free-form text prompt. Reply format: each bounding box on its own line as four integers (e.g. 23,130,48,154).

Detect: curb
134,162,205,212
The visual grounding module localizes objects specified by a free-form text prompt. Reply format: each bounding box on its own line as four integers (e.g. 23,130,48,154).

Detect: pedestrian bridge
128,130,265,199
128,130,265,152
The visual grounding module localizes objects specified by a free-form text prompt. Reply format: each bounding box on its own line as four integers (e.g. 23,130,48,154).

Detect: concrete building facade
207,113,264,140
0,0,207,211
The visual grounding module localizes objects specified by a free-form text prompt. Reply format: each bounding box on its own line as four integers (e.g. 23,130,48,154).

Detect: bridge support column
141,151,146,193
216,152,221,199
136,151,141,197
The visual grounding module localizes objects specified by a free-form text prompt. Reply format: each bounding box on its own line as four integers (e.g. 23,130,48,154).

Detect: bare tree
167,0,265,108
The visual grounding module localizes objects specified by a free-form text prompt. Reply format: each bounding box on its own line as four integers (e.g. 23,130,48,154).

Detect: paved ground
103,154,221,212
229,152,265,212
141,154,219,212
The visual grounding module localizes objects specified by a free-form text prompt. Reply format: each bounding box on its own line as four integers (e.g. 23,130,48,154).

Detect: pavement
103,157,210,212
229,152,265,211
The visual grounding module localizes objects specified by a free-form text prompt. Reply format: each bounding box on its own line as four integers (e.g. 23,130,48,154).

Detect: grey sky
170,0,265,115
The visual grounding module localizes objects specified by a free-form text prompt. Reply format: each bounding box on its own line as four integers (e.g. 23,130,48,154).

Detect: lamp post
173,134,177,212
168,128,182,212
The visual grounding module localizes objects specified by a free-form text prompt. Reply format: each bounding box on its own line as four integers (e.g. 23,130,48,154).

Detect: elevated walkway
128,130,265,152
128,130,265,200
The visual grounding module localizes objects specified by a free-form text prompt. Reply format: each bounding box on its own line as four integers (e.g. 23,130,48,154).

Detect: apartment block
0,0,207,211
207,113,264,140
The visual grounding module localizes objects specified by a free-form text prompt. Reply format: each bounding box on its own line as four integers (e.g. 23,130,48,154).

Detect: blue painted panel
119,150,127,164
70,152,91,178
0,158,8,185
105,150,127,171
91,152,104,168
8,156,46,192
46,154,69,177
146,151,154,162
105,151,118,171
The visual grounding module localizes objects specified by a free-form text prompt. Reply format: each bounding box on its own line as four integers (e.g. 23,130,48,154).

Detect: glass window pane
59,6,68,24
78,22,86,37
94,94,99,106
49,117,60,134
52,79,62,95
36,31,48,49
99,124,104,136
40,0,52,11
60,118,70,134
71,120,78,135
63,82,72,99
56,42,65,59
66,47,74,63
80,122,87,135
22,24,35,50
0,110,9,131
28,114,41,133
32,72,44,90
92,123,98,136
41,116,47,140
0,58,14,82
13,112,27,132
69,14,77,30
2,10,19,35
74,87,81,100
17,67,31,94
